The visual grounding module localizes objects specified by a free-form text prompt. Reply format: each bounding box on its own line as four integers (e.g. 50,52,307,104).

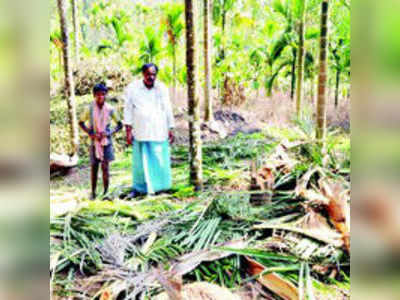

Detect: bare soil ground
170,87,350,144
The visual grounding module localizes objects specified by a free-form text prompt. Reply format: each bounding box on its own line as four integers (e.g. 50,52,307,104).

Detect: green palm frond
272,0,288,17
217,247,298,262
139,26,163,63
265,59,292,96
293,0,305,19
305,26,320,40
163,3,184,40
271,33,291,62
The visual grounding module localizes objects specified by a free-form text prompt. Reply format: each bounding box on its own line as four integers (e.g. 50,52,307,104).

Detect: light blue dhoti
132,140,172,194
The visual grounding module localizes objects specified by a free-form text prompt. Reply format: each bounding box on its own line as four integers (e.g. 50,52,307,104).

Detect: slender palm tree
139,27,162,64
316,0,329,141
185,0,203,190
213,0,235,101
57,0,79,155
333,47,341,108
213,0,234,61
204,0,213,122
71,0,79,66
295,0,306,117
331,38,349,108
264,0,296,97
290,48,297,100
164,3,184,103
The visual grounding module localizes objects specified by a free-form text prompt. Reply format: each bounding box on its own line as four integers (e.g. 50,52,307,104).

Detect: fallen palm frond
245,257,299,300
50,153,79,176
169,239,248,277
254,212,344,248
51,190,349,298
319,179,350,252
154,281,241,300
55,239,248,299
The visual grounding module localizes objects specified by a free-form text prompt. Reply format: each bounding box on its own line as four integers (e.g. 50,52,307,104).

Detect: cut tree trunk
204,0,213,122
57,0,79,156
245,257,299,300
249,161,274,206
185,0,203,191
50,153,79,176
295,0,306,117
316,0,329,141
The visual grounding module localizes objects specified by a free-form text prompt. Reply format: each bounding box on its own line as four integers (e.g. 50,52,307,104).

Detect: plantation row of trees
51,0,350,102
51,0,350,190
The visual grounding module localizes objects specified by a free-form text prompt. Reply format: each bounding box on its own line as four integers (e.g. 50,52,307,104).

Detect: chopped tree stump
50,153,78,176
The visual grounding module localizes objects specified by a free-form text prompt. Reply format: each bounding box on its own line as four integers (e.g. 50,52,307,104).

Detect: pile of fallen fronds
51,126,350,299
51,186,349,299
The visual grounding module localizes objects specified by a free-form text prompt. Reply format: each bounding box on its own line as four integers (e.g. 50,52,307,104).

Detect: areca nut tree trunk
334,66,341,108
295,0,306,117
290,48,297,100
172,42,177,103
58,0,79,156
204,0,213,122
71,0,80,66
185,0,203,190
333,44,342,108
165,4,184,104
316,0,329,141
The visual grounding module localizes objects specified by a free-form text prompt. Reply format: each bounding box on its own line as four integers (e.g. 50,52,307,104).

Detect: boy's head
93,83,108,107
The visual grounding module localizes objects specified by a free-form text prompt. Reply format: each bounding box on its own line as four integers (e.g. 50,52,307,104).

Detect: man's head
142,63,158,88
93,83,108,107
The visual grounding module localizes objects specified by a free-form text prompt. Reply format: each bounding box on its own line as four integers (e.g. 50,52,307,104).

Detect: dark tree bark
57,0,79,155
185,0,203,190
316,0,329,141
295,0,306,116
71,0,80,66
204,0,213,121
335,68,340,108
290,48,297,100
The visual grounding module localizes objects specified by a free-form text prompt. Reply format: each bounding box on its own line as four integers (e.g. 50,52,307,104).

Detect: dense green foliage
50,0,350,100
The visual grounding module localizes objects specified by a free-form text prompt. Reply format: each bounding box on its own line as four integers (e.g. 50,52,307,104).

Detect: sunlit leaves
139,26,163,64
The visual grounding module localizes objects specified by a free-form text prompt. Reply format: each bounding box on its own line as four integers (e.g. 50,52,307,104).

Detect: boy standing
79,84,122,199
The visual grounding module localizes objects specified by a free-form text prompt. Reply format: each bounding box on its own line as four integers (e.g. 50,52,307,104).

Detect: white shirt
123,80,175,141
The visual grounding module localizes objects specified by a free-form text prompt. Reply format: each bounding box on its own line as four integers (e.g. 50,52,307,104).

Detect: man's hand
168,130,175,144
126,125,133,146
79,121,96,140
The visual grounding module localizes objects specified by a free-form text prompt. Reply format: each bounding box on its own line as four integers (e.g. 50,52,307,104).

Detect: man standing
123,63,175,198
